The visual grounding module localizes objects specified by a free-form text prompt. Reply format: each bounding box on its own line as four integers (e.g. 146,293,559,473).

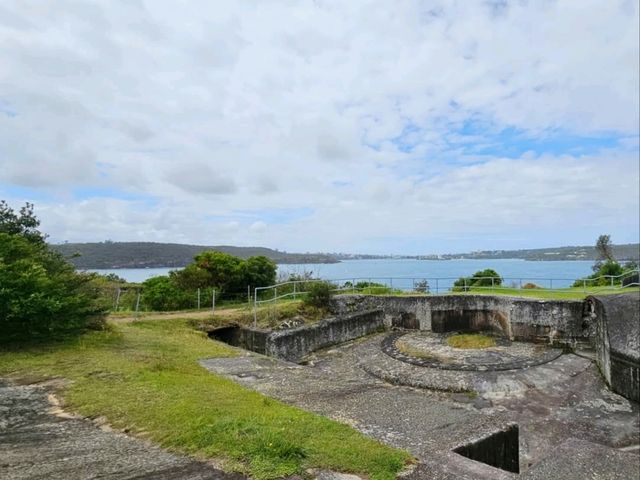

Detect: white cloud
0,0,638,252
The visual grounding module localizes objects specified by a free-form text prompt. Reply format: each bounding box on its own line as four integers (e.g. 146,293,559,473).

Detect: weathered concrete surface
267,310,384,362
0,380,244,480
383,331,562,371
201,333,640,479
586,293,640,403
331,295,586,345
209,310,384,363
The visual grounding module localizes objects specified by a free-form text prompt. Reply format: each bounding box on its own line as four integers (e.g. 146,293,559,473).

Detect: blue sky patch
450,121,626,157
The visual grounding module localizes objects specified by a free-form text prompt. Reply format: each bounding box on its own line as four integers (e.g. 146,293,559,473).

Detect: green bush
453,269,502,292
572,260,628,287
141,276,193,311
171,251,277,300
303,281,334,309
0,203,105,341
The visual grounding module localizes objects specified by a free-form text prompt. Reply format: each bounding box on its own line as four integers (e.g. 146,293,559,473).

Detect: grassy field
454,286,640,300
0,319,410,479
341,286,639,300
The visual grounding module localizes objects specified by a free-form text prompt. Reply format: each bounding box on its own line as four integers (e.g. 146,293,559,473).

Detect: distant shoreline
53,241,639,270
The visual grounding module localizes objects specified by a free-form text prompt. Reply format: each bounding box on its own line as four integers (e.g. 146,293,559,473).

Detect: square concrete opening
453,424,520,474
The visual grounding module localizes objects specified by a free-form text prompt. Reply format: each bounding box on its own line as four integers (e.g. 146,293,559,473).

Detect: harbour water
88,258,595,289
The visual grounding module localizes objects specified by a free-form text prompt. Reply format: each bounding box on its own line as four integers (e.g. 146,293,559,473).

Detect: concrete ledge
209,309,384,363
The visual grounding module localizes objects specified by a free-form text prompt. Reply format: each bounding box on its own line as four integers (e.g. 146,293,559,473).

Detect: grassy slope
0,320,409,479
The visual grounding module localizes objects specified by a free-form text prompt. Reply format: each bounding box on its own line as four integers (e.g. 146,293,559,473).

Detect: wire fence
101,286,254,316
97,269,639,319
253,269,640,323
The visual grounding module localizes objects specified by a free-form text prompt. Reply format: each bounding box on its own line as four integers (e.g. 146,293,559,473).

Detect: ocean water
89,258,595,289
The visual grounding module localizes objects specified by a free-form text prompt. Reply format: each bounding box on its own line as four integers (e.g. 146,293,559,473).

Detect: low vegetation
452,268,502,292
0,319,410,479
447,333,496,349
195,300,330,330
395,339,434,359
454,285,639,300
303,281,335,309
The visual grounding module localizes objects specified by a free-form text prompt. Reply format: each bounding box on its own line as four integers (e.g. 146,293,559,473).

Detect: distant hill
50,241,640,269
50,242,339,269
418,244,640,262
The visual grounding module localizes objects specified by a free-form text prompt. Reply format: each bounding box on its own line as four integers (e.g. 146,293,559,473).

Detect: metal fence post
114,287,121,311
253,288,257,327
197,288,201,310
212,289,216,315
435,278,439,294
135,291,141,319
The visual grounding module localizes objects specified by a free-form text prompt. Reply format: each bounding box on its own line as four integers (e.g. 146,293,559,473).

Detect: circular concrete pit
382,331,563,371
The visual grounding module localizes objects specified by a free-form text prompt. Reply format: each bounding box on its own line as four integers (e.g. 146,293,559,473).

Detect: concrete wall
586,294,640,403
266,309,384,362
208,309,384,363
331,295,585,345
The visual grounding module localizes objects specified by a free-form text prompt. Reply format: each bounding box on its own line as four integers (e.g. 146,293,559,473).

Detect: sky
1,0,639,255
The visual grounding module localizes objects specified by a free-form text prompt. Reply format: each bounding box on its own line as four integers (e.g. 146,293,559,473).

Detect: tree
243,256,277,289
593,234,614,272
0,201,45,243
0,201,104,340
194,251,245,294
169,251,278,301
170,263,211,290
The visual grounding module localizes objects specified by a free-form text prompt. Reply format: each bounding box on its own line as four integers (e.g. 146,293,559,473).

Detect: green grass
395,339,434,359
455,286,640,300
0,320,410,479
446,333,496,349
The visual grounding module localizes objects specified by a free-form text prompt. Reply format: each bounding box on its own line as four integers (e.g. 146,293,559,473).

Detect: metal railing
252,269,640,324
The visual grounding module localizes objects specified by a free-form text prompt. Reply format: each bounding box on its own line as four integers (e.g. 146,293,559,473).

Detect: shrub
0,232,104,341
413,279,430,294
343,281,396,295
522,282,541,289
303,281,334,309
572,260,626,287
141,276,193,311
452,269,502,291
